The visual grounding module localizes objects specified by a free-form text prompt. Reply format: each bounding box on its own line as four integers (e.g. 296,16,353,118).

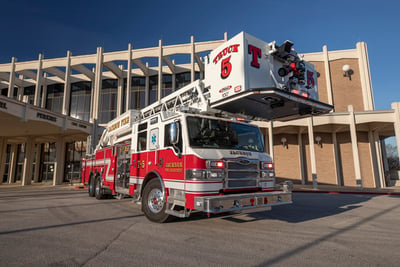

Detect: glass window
70,81,91,121
46,83,64,114
99,79,118,124
186,116,264,152
149,75,158,105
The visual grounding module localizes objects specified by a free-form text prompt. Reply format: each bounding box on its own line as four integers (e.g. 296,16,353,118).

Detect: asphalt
1,181,400,195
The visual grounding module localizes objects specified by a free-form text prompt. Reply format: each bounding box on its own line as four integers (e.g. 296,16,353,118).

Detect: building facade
0,33,398,187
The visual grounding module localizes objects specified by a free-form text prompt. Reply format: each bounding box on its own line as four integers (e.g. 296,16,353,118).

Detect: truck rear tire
142,179,170,223
88,175,95,197
95,177,104,200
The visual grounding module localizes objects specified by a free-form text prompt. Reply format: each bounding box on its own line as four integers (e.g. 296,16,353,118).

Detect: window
46,83,64,114
164,121,182,152
186,116,264,152
99,79,118,123
70,81,91,121
137,122,148,151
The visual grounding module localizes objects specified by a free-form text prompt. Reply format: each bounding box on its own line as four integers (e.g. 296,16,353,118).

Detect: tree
385,143,399,170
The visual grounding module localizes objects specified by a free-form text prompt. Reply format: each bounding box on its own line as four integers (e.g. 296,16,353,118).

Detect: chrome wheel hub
148,188,164,213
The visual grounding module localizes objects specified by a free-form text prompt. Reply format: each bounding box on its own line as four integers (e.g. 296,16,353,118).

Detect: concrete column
357,42,374,110
92,47,103,121
21,137,35,186
17,74,24,101
298,129,306,185
145,63,150,106
7,57,16,98
34,53,43,106
34,143,41,183
322,45,334,107
53,136,66,185
117,65,124,116
307,117,318,188
0,137,6,184
368,130,380,188
391,103,400,165
372,131,385,188
172,73,176,92
8,144,17,183
62,51,72,116
158,39,163,101
89,71,96,123
190,36,195,83
41,73,48,108
332,131,342,186
268,121,274,160
348,105,362,188
126,43,132,112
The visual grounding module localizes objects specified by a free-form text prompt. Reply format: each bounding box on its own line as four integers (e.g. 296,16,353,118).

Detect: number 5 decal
221,56,232,79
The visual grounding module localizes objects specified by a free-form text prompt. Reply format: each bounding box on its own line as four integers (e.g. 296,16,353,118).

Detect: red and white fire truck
81,32,332,222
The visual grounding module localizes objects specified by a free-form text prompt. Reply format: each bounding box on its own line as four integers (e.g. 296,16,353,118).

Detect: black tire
95,176,104,200
88,175,95,197
142,179,170,223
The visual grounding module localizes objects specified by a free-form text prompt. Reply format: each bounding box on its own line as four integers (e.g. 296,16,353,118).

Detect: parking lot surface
0,185,399,266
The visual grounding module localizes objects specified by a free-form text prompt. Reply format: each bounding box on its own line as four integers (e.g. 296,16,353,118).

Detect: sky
1,0,399,110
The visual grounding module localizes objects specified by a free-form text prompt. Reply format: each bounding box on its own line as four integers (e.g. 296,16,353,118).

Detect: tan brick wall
330,59,364,112
337,132,356,186
357,132,375,188
311,61,329,104
273,134,301,181
314,133,337,185
311,58,365,112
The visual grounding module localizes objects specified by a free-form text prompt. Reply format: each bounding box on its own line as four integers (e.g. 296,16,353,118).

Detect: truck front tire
142,179,170,223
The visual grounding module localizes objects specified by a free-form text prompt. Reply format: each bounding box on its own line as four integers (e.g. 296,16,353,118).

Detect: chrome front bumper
194,191,292,214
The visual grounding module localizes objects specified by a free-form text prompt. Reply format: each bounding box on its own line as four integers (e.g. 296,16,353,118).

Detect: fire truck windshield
187,116,264,152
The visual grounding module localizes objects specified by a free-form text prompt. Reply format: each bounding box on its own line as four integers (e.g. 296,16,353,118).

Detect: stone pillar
158,39,163,101
267,121,274,159
62,50,72,116
126,43,132,112
53,137,66,185
8,144,17,183
332,131,342,186
391,102,400,167
7,57,16,98
117,65,124,116
21,137,35,186
92,47,103,122
298,129,306,185
41,73,48,108
190,36,195,83
145,63,150,106
307,117,318,188
348,105,362,188
0,137,6,184
17,74,24,101
34,143,42,183
34,53,43,106
322,45,334,107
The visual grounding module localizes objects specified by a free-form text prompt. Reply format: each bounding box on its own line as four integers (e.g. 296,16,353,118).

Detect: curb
293,189,400,196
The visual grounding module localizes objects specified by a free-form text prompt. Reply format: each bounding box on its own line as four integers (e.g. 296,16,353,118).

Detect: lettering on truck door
158,121,184,194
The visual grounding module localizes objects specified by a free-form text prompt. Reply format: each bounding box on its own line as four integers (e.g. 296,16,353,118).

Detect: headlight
260,161,273,170
186,169,224,180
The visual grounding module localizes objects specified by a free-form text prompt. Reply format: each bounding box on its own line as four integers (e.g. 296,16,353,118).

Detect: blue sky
1,0,399,110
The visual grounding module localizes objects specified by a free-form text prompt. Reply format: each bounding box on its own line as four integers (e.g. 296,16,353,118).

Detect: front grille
225,158,260,189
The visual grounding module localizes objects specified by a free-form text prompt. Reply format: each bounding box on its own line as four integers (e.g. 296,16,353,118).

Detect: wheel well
141,171,164,197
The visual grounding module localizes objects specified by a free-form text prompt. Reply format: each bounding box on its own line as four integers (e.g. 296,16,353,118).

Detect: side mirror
169,121,179,145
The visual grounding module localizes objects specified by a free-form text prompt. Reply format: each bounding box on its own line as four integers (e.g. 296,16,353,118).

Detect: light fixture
281,137,287,148
315,136,322,148
342,64,354,80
